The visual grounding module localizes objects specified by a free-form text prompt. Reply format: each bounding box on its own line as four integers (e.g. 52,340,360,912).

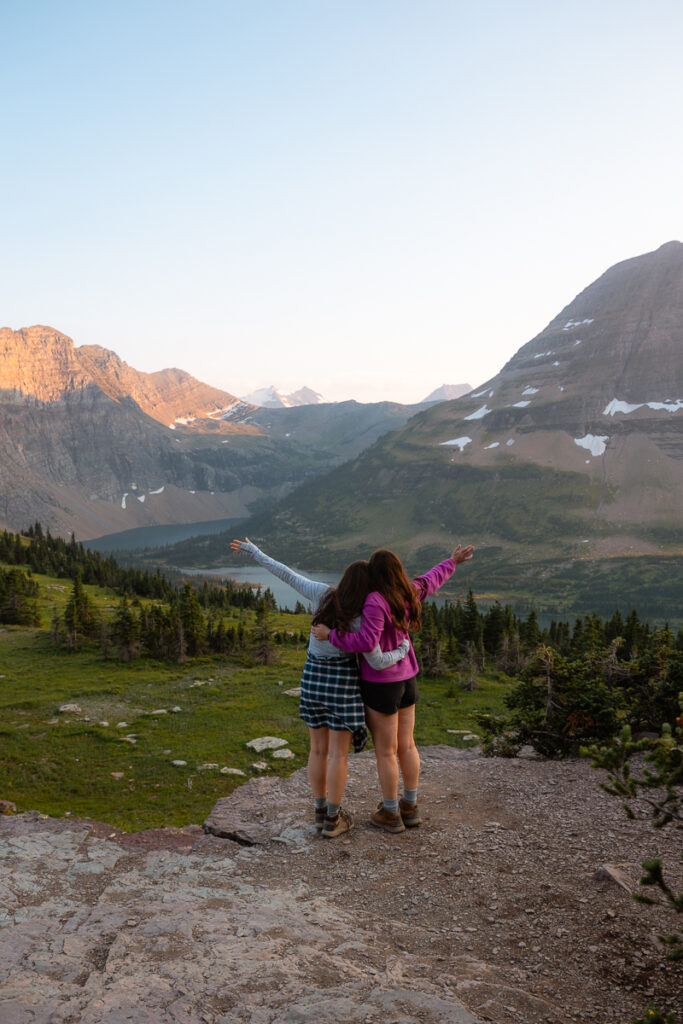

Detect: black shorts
360,676,419,715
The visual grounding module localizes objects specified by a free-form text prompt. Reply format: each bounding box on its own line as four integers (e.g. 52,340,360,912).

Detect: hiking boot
370,802,405,834
399,797,422,827
321,806,354,838
314,804,328,831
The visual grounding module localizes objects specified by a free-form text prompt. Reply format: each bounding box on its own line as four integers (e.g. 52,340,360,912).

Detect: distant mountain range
241,385,325,408
4,241,682,620
173,241,683,618
0,327,430,539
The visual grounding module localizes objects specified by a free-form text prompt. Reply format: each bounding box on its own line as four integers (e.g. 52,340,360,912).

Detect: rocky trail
1,747,681,1023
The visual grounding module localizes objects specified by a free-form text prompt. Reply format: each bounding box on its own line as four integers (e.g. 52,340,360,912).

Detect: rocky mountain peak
422,384,473,403
0,325,90,401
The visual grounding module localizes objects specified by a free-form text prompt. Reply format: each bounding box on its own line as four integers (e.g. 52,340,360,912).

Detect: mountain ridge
0,327,429,539
184,241,683,614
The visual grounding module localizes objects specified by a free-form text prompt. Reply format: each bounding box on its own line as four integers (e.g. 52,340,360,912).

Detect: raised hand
451,544,474,564
230,537,250,553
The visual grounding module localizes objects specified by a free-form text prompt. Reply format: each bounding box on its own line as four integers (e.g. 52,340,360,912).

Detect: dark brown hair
368,549,422,632
312,560,370,634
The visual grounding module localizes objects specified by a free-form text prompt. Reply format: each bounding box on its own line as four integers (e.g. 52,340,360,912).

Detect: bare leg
396,704,419,791
307,726,329,800
326,729,352,805
365,706,400,801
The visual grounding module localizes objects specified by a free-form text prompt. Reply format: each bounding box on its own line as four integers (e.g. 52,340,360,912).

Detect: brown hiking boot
370,802,405,834
322,806,354,838
399,797,422,827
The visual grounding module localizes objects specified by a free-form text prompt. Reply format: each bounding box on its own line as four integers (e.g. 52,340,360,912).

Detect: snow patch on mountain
563,318,594,330
574,434,609,456
464,405,492,421
603,398,683,416
440,436,472,451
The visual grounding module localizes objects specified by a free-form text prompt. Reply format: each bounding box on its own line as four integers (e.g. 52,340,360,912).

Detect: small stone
59,703,82,714
172,760,187,767
272,748,295,759
197,763,220,771
110,772,125,780
0,800,17,815
171,706,182,712
593,864,634,892
116,722,128,728
251,761,268,771
151,709,168,715
99,720,109,727
220,767,246,776
246,736,288,752
283,688,301,697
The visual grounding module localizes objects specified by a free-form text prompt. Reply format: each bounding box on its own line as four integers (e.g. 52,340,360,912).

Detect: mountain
0,327,427,539
241,385,325,408
205,242,683,617
421,383,472,403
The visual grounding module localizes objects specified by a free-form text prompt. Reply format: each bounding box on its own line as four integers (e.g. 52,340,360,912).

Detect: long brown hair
368,549,422,632
312,560,370,634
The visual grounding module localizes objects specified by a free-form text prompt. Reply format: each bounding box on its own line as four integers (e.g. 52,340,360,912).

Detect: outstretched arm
230,538,330,606
412,544,475,599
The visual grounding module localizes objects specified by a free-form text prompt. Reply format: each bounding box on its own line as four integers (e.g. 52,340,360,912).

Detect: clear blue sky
2,0,681,404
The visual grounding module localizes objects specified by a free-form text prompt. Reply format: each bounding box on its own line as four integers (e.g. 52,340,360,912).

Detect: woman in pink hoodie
312,543,474,833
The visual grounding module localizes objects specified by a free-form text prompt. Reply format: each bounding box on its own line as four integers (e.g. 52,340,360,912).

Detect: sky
2,0,682,405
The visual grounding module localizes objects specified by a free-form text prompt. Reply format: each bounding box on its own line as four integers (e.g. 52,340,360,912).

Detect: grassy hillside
0,566,509,830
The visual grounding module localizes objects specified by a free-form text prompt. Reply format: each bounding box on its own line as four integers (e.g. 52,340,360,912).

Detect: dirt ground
199,746,683,1023
2,746,682,1023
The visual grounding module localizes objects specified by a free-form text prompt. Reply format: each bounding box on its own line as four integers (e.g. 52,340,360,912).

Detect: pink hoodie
328,557,456,682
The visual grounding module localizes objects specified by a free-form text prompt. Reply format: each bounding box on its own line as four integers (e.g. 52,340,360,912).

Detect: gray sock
383,797,399,814
327,801,341,819
403,788,418,804
315,797,327,811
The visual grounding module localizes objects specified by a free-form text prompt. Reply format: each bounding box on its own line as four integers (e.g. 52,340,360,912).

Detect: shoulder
364,590,391,613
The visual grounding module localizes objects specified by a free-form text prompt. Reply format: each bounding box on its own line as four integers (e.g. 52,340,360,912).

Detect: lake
87,518,246,552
